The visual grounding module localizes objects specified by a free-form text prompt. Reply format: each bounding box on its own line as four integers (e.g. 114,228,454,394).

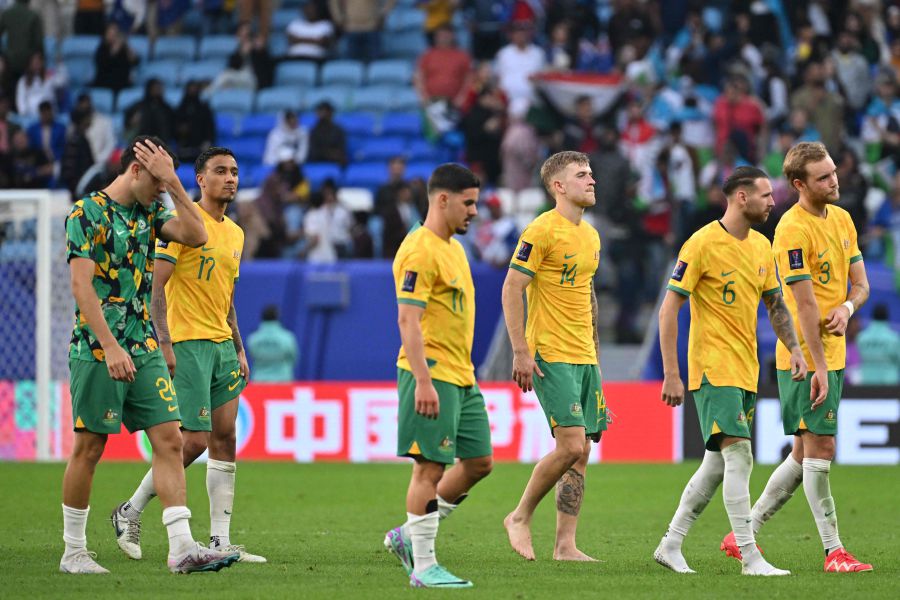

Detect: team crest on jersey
671,260,688,281
199,406,210,419
233,250,240,259
843,239,850,249
103,409,118,423
570,403,583,416
788,249,803,270
402,270,418,292
516,241,533,262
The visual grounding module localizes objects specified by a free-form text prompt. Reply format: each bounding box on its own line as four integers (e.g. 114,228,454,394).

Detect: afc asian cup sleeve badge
671,260,688,281
401,270,418,292
788,249,804,270
515,241,533,262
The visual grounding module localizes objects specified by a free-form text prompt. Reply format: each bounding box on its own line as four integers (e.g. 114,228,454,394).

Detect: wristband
841,301,855,318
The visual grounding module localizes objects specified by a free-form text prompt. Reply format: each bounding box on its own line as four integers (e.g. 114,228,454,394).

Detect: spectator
417,0,457,44
472,191,518,268
759,54,789,130
92,22,139,93
60,107,95,196
664,122,697,246
461,74,506,185
349,211,374,258
238,0,275,42
286,2,335,62
74,0,106,36
174,81,216,164
231,21,275,89
0,0,44,84
256,152,311,258
0,55,14,104
494,20,545,109
307,101,347,165
8,128,52,188
247,305,299,382
15,51,65,118
711,74,766,164
856,304,900,386
562,94,603,155
263,110,309,166
205,53,257,95
834,146,868,239
831,29,871,128
544,20,574,71
619,98,660,205
374,155,407,216
870,171,900,268
35,0,75,42
303,179,352,263
0,95,19,157
124,78,176,142
329,0,396,60
381,182,421,258
466,0,509,61
861,70,900,167
790,61,845,153
414,24,472,109
500,97,539,192
201,0,235,36
72,92,116,165
26,100,66,170
589,126,630,219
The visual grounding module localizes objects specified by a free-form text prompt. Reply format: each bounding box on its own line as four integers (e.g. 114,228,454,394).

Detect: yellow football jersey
773,203,862,371
154,207,244,343
509,209,601,364
667,221,780,392
394,224,475,387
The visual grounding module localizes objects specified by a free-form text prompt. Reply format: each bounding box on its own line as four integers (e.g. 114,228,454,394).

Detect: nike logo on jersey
564,252,576,259
721,270,736,277
450,278,458,285
202,246,216,251
818,248,828,258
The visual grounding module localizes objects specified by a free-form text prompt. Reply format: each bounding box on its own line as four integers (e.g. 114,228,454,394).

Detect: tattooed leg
554,440,597,561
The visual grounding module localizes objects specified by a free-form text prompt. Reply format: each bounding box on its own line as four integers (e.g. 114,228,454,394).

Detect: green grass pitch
1,461,896,598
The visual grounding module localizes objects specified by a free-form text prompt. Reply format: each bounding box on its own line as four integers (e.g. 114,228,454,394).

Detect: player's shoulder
70,191,109,220
773,204,807,237
748,228,773,250
222,214,245,239
827,204,855,231
683,220,718,247
394,226,432,263
521,210,555,239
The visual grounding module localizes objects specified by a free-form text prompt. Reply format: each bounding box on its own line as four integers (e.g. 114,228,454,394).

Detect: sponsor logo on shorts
788,249,803,270
103,409,118,424
570,403,583,416
671,260,687,281
825,410,836,422
402,270,418,292
439,437,454,453
199,406,210,420
516,241,533,262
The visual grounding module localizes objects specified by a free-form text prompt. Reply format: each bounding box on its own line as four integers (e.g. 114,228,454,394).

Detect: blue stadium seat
272,8,296,31
138,59,181,87
350,86,394,113
407,139,445,162
152,36,196,61
405,161,440,181
180,60,226,84
275,61,317,87
44,37,57,66
129,36,151,63
228,137,267,163
209,89,255,115
216,113,238,137
60,35,100,60
343,162,389,190
383,32,427,59
116,86,144,112
385,8,426,32
380,111,422,137
334,112,376,137
248,163,275,187
177,164,198,191
240,113,278,137
390,88,420,112
366,59,413,86
268,33,288,57
304,86,352,111
255,86,304,114
87,88,114,114
64,57,96,88
320,60,364,87
304,162,343,190
199,35,237,60
164,88,183,108
346,134,366,157
354,136,407,162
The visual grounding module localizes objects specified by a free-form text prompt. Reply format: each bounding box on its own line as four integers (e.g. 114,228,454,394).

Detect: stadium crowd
1,0,900,343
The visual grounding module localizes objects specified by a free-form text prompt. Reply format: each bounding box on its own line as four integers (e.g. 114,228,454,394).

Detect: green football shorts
533,352,607,439
776,369,843,436
69,349,180,434
173,339,247,432
692,375,755,451
396,368,493,465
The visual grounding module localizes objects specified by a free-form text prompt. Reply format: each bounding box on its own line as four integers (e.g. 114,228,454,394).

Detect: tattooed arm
590,283,601,363
227,292,250,379
151,258,176,377
763,290,808,382
825,260,870,336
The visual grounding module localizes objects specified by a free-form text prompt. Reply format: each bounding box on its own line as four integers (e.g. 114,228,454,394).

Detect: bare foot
504,512,535,561
554,547,598,562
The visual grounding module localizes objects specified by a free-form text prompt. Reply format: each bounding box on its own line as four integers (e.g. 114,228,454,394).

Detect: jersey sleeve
847,213,863,264
761,239,781,296
509,224,547,278
666,235,702,296
151,202,175,238
234,229,245,282
153,206,180,263
65,201,100,262
395,248,436,309
773,221,812,284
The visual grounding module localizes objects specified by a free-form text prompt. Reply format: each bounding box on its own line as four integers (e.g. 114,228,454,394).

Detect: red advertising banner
97,381,678,463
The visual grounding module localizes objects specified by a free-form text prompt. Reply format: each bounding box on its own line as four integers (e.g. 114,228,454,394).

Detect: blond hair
540,151,590,195
783,141,829,188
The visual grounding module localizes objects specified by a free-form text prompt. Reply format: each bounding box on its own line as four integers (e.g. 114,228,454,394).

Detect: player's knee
557,439,585,464
210,428,236,454
182,437,208,461
73,436,106,464
466,455,493,480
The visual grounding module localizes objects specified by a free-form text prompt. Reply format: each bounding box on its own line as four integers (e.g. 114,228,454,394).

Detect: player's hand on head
824,305,849,336
415,381,440,419
104,344,136,383
161,342,176,378
133,139,175,182
661,375,684,407
810,369,828,410
790,349,808,381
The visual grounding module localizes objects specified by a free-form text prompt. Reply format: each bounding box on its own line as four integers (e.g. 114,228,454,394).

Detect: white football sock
751,454,802,534
664,450,724,545
407,511,439,574
62,504,89,556
437,494,466,520
802,458,842,553
127,469,157,515
721,441,755,552
207,459,236,546
162,506,194,558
